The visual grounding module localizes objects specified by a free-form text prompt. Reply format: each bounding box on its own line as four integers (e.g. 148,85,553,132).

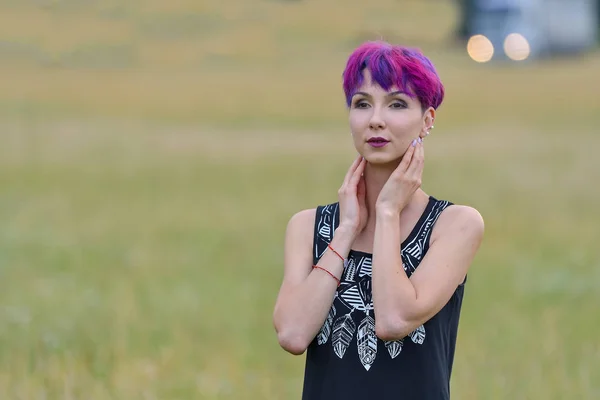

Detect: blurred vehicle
457,0,598,62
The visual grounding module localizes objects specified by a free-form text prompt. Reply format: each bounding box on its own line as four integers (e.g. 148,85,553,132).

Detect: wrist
333,224,357,242
330,225,356,258
375,206,401,219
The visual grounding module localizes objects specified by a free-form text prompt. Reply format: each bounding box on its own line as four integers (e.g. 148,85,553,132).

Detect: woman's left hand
375,138,424,214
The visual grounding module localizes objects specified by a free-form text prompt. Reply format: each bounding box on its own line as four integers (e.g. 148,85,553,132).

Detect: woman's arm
273,209,356,355
273,155,367,355
371,205,484,341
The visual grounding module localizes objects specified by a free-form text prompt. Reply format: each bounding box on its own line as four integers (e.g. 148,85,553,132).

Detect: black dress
301,196,466,400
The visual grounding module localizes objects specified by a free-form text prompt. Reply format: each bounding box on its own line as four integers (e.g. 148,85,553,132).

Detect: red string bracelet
327,244,345,262
313,265,340,286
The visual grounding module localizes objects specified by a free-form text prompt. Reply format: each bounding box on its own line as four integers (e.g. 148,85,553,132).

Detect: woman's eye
391,101,407,109
353,101,369,109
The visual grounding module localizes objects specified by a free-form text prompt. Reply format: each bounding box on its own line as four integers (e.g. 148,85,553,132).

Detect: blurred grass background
0,0,599,399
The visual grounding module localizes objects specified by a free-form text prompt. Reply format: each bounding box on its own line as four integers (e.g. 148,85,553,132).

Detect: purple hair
342,41,445,110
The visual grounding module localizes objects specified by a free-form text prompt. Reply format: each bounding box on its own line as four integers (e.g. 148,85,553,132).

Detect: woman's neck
363,161,429,233
364,161,397,217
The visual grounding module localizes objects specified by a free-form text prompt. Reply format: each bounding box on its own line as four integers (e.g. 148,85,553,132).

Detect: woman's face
349,69,434,165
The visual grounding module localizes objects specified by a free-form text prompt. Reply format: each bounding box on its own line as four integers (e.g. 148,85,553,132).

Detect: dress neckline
347,196,436,258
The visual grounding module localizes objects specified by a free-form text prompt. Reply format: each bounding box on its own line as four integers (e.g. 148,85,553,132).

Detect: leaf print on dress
357,312,377,370
332,312,356,359
409,325,426,345
385,338,404,359
317,304,336,345
344,257,357,282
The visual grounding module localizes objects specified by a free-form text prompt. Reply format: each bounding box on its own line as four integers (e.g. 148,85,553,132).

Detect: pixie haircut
342,41,445,111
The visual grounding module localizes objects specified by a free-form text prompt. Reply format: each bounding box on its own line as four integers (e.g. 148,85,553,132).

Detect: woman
273,41,484,399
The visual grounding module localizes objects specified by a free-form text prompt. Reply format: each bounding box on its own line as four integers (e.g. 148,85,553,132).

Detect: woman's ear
421,107,436,138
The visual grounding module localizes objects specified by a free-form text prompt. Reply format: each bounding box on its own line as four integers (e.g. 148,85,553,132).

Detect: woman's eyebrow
352,91,370,98
387,90,406,96
351,90,407,98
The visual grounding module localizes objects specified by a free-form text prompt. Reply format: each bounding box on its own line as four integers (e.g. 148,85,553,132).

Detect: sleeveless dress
301,196,466,400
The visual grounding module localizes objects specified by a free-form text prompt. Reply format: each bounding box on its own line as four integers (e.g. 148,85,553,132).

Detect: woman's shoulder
285,200,341,239
440,203,484,224
287,208,317,226
287,200,340,226
285,207,317,236
283,208,319,254
431,202,485,244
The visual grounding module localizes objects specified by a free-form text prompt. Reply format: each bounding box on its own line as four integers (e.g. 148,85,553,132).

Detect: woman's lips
367,137,389,148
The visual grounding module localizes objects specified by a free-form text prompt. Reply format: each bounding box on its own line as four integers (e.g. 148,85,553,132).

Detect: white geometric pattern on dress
322,250,428,371
314,199,450,371
317,304,337,345
357,312,377,371
332,312,356,359
357,256,372,277
385,338,404,359
409,325,426,345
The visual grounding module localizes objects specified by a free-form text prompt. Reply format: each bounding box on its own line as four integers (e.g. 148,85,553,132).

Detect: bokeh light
467,34,494,63
504,33,531,61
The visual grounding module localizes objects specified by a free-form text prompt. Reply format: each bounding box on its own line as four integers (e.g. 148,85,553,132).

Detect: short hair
342,41,445,111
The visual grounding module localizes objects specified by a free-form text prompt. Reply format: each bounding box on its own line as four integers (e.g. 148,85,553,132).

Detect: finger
357,173,366,199
357,174,367,208
348,157,367,188
407,139,424,176
397,139,417,173
343,155,362,186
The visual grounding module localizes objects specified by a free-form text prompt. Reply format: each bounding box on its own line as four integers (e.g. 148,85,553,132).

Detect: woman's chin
364,153,399,166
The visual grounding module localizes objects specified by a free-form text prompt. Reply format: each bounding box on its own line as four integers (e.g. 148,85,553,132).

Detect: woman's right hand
337,155,368,237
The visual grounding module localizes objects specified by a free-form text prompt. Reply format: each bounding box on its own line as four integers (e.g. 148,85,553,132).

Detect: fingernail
412,139,417,147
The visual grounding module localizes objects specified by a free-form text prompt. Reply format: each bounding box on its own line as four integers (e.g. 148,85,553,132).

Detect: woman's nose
369,114,385,130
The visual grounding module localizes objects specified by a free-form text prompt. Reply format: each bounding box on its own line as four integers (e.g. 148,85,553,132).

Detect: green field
1,1,599,399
